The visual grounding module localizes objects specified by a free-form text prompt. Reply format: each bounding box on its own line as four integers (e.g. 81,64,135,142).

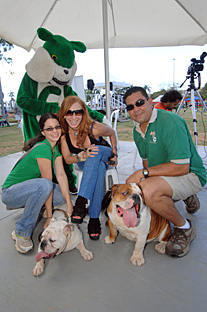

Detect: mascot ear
26,47,55,83
37,27,56,43
71,41,87,53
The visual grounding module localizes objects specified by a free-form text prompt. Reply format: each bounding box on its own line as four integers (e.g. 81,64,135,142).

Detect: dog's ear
111,184,121,197
64,224,73,236
38,231,43,243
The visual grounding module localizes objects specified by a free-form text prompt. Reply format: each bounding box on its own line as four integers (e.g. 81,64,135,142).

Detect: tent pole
102,0,111,120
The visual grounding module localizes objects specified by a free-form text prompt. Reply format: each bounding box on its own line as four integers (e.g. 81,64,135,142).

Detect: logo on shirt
150,131,157,143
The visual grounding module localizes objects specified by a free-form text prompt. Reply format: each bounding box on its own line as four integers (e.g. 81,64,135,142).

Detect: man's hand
126,169,143,184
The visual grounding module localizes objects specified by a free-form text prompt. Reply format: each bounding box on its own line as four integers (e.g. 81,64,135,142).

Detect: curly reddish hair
58,95,93,148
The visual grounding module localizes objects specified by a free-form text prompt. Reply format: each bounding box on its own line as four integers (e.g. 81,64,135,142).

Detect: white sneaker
12,230,33,253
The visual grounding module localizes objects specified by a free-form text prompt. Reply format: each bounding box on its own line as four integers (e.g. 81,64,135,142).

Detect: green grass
0,109,206,157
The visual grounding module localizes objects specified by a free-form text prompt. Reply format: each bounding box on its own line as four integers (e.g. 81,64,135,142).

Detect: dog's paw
155,242,167,254
130,253,145,267
104,235,115,244
81,249,93,261
32,261,45,277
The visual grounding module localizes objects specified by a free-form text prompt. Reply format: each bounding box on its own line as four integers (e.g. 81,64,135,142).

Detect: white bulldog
32,206,93,277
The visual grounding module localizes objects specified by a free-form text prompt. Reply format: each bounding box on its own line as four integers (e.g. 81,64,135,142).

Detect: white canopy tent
1,0,207,118
152,95,163,103
95,81,131,90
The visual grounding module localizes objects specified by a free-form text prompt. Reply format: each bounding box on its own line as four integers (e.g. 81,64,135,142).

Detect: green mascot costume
16,28,104,193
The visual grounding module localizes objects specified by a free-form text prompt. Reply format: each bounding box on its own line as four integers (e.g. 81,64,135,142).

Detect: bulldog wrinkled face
111,184,142,228
50,61,77,87
40,221,71,253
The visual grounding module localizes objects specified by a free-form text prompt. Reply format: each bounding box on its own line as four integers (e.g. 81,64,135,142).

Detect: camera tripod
176,72,207,150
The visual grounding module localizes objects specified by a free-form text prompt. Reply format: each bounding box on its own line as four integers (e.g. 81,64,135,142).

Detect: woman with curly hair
58,96,117,240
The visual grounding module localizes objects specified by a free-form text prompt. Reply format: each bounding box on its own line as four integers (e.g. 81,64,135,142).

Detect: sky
1,43,207,102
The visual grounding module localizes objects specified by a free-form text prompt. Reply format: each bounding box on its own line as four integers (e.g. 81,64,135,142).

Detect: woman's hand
107,154,118,167
67,203,73,217
43,217,52,229
85,144,99,158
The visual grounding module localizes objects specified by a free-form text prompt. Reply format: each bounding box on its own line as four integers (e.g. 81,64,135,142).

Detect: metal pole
173,59,175,88
102,0,111,120
190,88,198,149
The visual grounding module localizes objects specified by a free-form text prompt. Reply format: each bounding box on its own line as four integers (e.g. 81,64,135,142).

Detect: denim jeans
77,145,112,218
1,178,65,237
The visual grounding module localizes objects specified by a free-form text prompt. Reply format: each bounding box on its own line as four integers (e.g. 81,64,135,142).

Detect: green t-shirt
2,139,62,189
133,109,206,187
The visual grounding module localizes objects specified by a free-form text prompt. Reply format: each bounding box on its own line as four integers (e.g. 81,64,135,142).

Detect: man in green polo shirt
124,86,206,258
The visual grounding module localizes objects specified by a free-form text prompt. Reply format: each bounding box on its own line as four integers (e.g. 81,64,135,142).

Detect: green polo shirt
2,139,62,189
133,109,206,187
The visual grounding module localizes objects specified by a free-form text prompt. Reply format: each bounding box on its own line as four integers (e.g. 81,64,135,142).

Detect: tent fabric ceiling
0,0,207,51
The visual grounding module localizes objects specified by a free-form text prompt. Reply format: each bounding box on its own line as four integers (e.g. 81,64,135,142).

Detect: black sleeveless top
65,122,110,154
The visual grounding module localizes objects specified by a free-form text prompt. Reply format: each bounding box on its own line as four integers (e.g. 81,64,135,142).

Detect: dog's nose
64,70,69,74
132,193,140,203
40,240,47,250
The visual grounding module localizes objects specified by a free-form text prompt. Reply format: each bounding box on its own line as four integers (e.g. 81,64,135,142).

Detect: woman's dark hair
23,113,60,151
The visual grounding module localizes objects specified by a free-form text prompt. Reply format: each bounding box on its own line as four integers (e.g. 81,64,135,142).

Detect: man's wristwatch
143,167,149,178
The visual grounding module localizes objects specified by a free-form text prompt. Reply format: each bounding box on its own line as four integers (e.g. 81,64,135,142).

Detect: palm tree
8,91,16,109
143,84,151,95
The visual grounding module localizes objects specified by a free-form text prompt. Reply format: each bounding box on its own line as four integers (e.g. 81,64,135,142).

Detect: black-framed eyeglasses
125,99,147,111
65,109,84,116
43,125,61,132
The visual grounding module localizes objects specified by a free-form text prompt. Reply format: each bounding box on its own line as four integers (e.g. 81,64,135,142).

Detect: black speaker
110,82,113,91
87,79,95,91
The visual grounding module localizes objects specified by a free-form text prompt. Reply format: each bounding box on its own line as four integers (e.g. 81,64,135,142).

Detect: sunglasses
43,125,61,132
65,109,84,116
125,99,147,111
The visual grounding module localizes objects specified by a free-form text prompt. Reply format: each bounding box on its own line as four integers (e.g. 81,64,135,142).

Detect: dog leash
53,208,70,223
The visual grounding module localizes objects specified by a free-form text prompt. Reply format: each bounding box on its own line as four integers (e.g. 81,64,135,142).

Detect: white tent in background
95,80,131,90
152,95,163,103
0,0,207,118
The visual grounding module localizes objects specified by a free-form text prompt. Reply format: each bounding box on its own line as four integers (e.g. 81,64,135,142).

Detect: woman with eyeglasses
1,113,73,253
58,96,117,240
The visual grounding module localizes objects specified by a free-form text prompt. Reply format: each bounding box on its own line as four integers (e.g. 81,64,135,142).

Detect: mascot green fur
16,27,104,192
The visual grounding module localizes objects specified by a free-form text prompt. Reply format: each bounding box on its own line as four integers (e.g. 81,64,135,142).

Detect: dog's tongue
123,207,138,228
36,249,59,262
36,251,48,262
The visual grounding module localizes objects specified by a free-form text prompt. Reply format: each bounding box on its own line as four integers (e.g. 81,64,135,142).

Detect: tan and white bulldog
32,206,93,277
104,183,171,266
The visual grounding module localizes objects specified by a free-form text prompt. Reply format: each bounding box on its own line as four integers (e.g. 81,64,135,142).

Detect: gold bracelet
112,146,117,150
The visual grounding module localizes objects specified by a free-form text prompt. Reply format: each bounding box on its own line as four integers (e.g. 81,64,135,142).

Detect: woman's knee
40,178,53,194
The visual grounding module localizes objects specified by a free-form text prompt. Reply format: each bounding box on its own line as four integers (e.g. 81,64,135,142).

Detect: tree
199,82,207,99
143,84,151,94
0,38,14,63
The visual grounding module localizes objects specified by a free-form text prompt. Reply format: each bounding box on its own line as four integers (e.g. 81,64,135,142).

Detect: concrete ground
0,141,207,312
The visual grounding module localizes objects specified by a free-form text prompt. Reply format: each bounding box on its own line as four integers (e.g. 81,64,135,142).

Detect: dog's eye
52,54,58,60
50,239,56,243
122,191,129,196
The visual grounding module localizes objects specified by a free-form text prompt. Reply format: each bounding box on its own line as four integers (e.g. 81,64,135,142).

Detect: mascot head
26,28,86,87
